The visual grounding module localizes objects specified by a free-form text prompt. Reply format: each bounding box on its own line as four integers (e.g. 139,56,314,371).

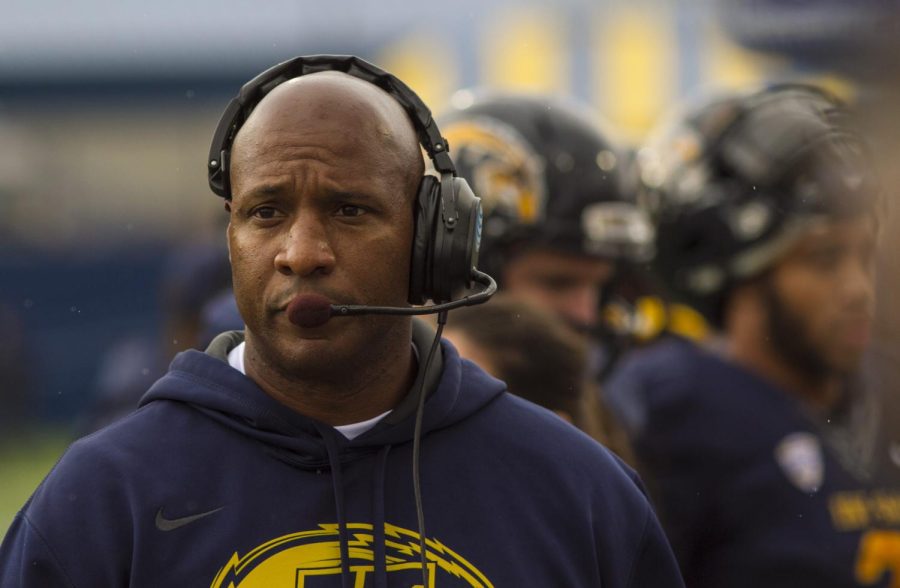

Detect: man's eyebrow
234,183,291,208
235,186,386,209
244,183,288,199
321,190,379,205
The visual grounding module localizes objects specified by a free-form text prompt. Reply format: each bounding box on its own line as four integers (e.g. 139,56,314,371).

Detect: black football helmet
639,84,881,327
439,91,653,280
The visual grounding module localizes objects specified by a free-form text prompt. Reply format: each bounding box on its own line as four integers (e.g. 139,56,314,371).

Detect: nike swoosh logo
155,506,224,531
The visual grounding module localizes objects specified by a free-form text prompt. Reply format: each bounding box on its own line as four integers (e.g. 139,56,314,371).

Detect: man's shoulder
604,338,712,439
608,337,706,395
470,391,634,475
459,391,649,504
609,337,785,417
605,337,798,464
481,390,591,435
38,400,209,493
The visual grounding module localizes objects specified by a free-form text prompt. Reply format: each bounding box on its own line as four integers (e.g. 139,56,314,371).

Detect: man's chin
825,327,871,375
272,342,351,378
828,349,866,377
247,327,344,371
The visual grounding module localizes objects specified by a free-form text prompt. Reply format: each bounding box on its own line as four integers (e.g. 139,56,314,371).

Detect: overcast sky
0,0,593,78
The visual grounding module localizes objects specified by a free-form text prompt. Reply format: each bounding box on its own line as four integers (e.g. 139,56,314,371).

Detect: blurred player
442,293,637,461
79,241,240,433
605,84,899,587
440,92,655,377
442,294,598,431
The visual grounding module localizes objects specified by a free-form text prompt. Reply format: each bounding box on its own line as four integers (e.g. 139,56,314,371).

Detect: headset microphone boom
286,271,498,328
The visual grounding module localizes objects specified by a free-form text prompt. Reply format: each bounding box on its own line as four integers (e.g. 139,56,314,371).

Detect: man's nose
273,214,336,277
562,285,600,328
840,255,875,312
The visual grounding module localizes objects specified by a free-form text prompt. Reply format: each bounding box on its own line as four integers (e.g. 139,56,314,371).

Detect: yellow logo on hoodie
209,522,492,587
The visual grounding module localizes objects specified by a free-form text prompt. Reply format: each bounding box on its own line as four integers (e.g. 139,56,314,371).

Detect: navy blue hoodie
1,324,683,587
606,337,900,588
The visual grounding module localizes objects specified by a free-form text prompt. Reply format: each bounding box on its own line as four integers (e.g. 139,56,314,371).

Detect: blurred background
1,0,898,532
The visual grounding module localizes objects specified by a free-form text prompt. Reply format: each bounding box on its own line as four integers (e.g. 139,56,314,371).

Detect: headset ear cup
450,177,481,291
408,175,440,305
431,177,482,303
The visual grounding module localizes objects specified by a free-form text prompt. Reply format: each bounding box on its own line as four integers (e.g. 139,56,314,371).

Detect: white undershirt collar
226,341,390,439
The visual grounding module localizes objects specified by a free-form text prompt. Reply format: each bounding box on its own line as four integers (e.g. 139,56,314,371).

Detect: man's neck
726,331,842,411
242,332,417,426
723,285,845,411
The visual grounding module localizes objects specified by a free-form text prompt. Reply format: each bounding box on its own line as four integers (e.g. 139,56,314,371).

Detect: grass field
0,430,71,535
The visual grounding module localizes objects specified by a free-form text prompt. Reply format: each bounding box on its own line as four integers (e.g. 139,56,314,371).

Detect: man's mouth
286,294,334,328
838,317,872,349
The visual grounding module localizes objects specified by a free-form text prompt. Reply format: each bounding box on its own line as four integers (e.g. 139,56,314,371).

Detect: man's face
501,249,614,331
763,215,877,378
226,79,417,377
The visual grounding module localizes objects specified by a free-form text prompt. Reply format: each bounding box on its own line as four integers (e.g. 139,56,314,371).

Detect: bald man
226,71,425,427
0,59,684,587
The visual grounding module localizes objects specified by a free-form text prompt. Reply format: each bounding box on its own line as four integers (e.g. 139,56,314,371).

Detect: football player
605,84,899,587
439,92,656,377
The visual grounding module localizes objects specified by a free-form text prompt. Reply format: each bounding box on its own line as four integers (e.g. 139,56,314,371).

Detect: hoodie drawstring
412,310,447,587
372,444,392,588
318,425,353,588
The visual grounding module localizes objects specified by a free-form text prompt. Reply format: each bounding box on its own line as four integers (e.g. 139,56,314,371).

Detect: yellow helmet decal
443,119,545,225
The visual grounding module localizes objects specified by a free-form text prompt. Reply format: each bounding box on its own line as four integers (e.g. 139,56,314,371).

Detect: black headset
207,54,489,306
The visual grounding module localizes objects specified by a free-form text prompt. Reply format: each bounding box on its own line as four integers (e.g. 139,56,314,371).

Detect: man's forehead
229,71,421,180
790,214,877,248
243,72,402,131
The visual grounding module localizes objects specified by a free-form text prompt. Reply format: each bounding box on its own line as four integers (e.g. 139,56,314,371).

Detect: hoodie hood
138,319,507,468
139,320,509,586
3,314,687,587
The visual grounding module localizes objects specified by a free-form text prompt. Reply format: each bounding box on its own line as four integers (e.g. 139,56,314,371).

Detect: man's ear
224,201,232,263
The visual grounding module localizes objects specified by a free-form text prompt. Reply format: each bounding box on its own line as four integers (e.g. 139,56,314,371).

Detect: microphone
286,270,497,328
332,270,497,318
287,293,334,328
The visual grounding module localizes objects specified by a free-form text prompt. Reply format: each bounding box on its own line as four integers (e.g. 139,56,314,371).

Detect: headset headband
207,54,456,199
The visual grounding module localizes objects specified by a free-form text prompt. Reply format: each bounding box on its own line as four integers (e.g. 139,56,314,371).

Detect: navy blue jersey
1,325,684,588
606,337,900,588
